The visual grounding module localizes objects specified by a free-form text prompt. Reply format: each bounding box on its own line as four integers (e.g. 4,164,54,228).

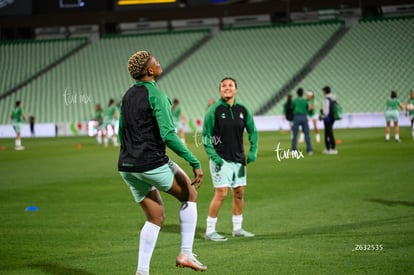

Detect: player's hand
192,168,203,188
247,151,257,164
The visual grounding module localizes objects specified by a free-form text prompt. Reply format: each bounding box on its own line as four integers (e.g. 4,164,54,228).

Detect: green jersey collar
219,98,238,107
135,81,156,87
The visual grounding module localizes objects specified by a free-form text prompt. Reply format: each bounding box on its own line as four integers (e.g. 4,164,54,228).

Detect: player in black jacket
203,77,258,241
118,50,206,274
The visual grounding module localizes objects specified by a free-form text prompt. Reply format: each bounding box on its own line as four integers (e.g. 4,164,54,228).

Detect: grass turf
0,127,413,274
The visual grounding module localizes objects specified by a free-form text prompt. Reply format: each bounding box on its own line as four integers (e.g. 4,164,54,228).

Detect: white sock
316,133,320,143
385,133,390,140
232,214,243,232
96,135,102,144
137,221,160,273
395,134,399,141
104,137,108,146
179,201,197,256
206,216,217,235
112,136,118,145
15,139,21,147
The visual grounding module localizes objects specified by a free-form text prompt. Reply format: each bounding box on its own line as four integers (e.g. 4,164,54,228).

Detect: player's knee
232,187,244,200
148,212,166,226
187,187,198,202
214,188,228,201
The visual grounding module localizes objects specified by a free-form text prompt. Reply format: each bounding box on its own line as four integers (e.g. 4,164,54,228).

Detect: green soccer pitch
1,127,413,274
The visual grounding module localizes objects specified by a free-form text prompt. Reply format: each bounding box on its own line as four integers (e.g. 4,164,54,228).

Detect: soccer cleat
204,231,228,242
176,253,207,271
136,271,149,275
322,149,330,154
15,146,25,151
232,228,255,238
322,149,338,155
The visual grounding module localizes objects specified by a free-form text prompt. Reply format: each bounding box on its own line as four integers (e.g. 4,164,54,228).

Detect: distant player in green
307,91,320,143
118,50,206,274
292,88,312,154
203,77,258,241
405,89,414,140
385,91,404,142
103,98,119,147
94,104,104,145
172,98,187,144
10,100,26,150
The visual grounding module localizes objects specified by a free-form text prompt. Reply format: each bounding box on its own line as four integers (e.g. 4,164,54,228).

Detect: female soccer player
385,91,404,142
10,100,26,150
172,98,187,144
94,104,104,145
118,50,206,275
203,77,258,241
103,98,119,147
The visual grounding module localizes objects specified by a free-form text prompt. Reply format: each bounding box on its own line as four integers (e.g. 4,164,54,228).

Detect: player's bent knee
214,188,228,201
147,213,165,226
186,188,198,202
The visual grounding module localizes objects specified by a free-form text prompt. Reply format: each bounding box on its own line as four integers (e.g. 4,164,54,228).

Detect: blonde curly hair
128,50,151,80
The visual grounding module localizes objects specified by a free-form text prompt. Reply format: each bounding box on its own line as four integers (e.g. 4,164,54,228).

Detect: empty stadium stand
1,16,413,128
0,30,210,124
0,38,88,97
267,16,414,116
158,21,343,120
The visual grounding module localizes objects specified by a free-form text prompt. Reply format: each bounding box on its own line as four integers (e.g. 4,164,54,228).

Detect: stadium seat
268,16,414,115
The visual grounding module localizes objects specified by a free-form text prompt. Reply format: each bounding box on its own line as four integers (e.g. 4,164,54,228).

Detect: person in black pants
320,86,338,155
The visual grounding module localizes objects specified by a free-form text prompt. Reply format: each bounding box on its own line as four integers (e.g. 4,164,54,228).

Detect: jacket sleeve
321,98,330,118
202,105,224,166
151,92,201,169
245,107,258,163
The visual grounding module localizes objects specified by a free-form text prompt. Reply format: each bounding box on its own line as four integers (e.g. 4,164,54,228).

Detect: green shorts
12,122,23,133
385,110,399,122
103,119,116,128
308,113,318,120
96,122,105,131
209,159,246,188
120,159,178,203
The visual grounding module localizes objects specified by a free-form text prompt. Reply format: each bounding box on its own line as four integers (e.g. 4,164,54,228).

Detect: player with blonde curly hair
118,50,207,275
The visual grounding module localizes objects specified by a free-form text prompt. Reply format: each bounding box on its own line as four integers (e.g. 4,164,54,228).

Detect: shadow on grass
28,263,96,275
366,198,414,207
255,214,414,240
